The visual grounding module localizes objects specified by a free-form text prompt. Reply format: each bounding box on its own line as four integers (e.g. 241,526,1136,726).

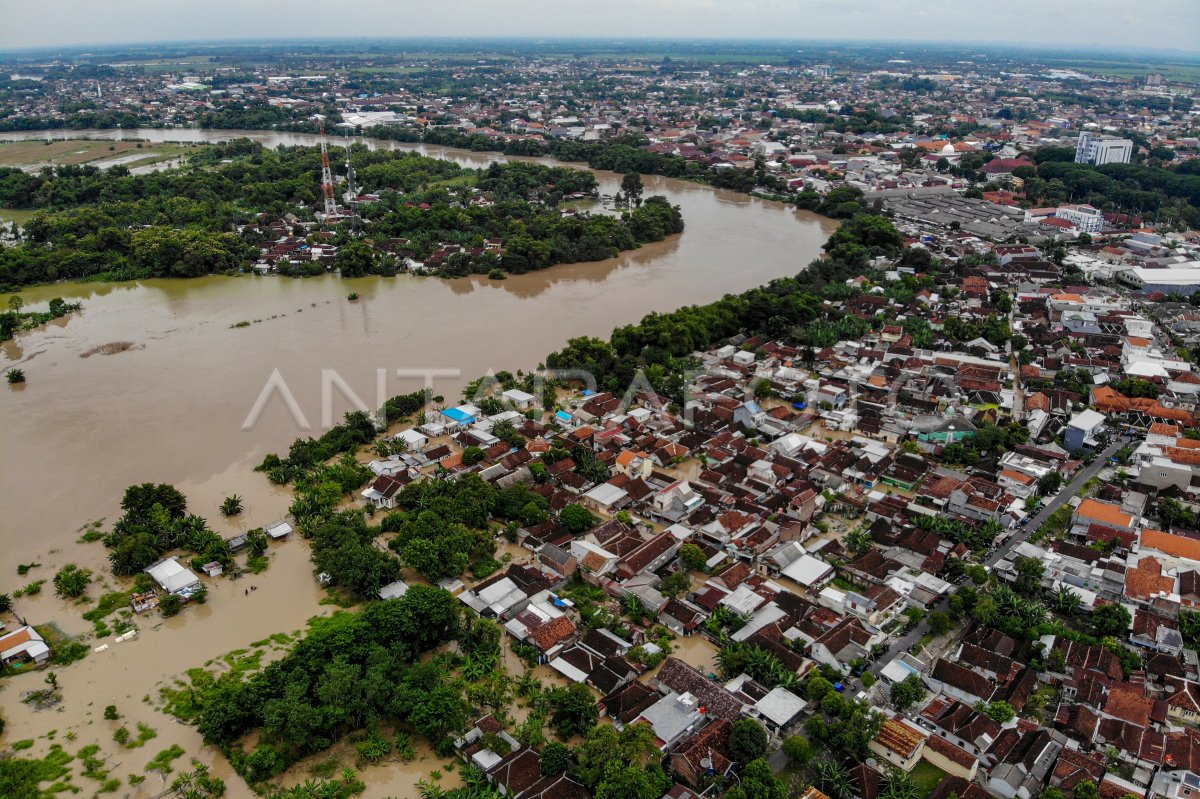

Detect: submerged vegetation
0,295,81,341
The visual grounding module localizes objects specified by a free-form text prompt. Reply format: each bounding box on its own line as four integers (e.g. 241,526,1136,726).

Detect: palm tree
1053,586,1082,616
814,759,856,799
716,644,744,679
746,646,778,683
881,768,919,799
6,368,25,384
220,495,244,516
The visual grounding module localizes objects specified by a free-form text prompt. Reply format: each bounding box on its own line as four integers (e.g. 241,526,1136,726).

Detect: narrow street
865,434,1130,678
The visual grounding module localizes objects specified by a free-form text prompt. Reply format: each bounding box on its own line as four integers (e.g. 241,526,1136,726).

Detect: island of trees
0,140,684,290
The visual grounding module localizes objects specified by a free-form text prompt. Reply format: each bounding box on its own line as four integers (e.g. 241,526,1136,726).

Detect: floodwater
0,128,834,797
0,127,836,568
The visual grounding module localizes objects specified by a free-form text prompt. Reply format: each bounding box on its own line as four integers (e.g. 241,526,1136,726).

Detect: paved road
864,434,1130,678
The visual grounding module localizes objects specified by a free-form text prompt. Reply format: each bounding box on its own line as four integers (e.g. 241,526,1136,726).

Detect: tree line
545,213,905,402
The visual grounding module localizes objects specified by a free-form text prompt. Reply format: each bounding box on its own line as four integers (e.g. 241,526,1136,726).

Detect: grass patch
1037,505,1074,540
12,738,35,750
14,579,45,597
0,207,41,226
309,757,343,778
319,588,357,608
910,760,948,799
0,744,75,795
222,648,265,676
145,744,185,774
78,743,109,780
124,722,158,749
470,558,502,580
83,590,133,623
159,668,218,722
35,623,89,667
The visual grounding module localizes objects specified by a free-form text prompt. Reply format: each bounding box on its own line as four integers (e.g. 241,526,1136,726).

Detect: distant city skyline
1,0,1197,53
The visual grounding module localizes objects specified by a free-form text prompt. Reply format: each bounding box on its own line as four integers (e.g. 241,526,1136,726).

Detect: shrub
159,594,185,617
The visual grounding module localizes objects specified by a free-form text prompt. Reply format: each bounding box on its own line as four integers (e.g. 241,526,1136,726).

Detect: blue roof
555,410,573,422
745,401,763,414
582,389,595,396
442,407,475,423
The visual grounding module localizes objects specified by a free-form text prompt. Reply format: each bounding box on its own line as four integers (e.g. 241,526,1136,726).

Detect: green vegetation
890,673,927,710
103,482,231,576
546,213,904,401
0,744,74,799
909,761,950,799
13,579,44,597
52,563,92,599
145,744,185,773
1024,156,1200,229
729,718,770,763
717,641,796,688
159,593,185,617
183,587,462,784
915,514,1004,551
219,495,244,517
1037,505,1074,540
0,142,683,289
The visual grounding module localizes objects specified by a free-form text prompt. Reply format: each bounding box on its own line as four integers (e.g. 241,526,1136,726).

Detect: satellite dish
700,757,713,770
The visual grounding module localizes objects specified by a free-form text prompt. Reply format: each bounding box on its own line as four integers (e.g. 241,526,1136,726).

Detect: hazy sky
0,0,1197,52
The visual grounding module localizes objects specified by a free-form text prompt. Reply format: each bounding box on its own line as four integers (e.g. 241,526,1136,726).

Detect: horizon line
1,34,1196,60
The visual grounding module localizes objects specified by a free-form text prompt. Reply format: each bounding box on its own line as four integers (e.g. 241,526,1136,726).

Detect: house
845,583,906,627
361,474,406,509
781,553,835,589
0,625,50,666
751,686,809,731
502,388,537,410
1073,498,1136,536
581,482,630,513
393,428,429,450
456,715,520,772
923,734,979,781
636,691,709,749
986,728,1064,799
441,405,478,431
653,480,705,518
144,557,202,597
654,656,747,721
1065,409,1107,452
870,716,927,771
928,658,996,705
669,720,735,786
615,533,679,580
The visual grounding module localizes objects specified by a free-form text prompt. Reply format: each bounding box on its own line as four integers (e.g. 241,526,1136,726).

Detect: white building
1055,204,1104,234
1074,132,1132,166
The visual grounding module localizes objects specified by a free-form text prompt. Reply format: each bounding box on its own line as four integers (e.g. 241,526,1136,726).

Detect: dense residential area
3,36,1200,799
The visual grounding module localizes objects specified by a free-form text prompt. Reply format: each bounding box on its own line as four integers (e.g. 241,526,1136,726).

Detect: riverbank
0,132,836,583
0,128,836,797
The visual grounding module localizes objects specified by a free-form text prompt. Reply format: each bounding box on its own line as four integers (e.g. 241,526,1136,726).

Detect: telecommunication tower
319,119,337,218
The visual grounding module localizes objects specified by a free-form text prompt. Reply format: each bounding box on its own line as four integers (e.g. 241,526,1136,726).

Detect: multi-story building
1055,204,1105,233
1074,132,1133,165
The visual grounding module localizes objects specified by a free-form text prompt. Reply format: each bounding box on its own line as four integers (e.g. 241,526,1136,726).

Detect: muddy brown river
0,128,834,797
